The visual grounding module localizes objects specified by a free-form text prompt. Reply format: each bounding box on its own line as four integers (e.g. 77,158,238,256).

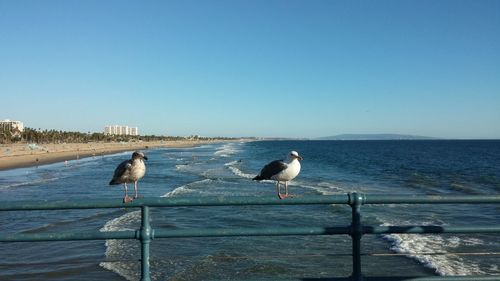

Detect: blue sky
1,0,499,139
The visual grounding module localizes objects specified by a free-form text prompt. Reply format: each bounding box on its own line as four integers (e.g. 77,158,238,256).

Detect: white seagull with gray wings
253,151,303,199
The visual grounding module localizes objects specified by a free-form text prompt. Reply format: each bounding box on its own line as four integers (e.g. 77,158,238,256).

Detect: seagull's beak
143,156,148,160
297,155,303,161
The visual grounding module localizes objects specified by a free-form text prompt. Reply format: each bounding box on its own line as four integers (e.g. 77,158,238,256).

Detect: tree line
0,127,235,144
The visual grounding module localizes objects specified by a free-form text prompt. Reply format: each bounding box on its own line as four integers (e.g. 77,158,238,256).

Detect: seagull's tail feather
109,179,119,185
252,175,264,181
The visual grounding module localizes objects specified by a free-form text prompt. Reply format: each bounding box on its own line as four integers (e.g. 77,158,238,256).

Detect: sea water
0,140,499,280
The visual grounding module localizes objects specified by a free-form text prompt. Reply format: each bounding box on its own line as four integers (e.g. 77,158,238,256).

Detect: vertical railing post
139,205,153,281
349,192,365,281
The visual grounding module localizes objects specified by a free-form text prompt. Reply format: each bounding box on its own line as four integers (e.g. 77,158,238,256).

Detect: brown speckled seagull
109,151,148,203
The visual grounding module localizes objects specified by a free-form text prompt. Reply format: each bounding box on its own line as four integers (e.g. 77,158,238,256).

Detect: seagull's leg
276,181,281,199
277,181,286,199
123,183,133,203
133,181,142,199
279,181,289,199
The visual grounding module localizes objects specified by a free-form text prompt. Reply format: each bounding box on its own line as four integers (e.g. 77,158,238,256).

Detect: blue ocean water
0,140,499,280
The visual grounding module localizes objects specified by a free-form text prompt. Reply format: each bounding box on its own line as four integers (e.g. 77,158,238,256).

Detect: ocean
0,140,499,280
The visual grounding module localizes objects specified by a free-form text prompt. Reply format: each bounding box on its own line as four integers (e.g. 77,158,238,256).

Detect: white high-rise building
129,127,139,136
0,119,24,132
104,125,139,136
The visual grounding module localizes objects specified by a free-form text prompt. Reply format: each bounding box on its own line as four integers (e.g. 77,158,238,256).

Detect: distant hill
317,134,437,140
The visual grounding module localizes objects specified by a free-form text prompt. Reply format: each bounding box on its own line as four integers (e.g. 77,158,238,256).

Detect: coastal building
104,125,139,136
0,119,24,132
129,127,138,136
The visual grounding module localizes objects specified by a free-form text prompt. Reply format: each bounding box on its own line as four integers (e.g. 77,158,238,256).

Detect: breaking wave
225,160,255,179
380,221,487,276
99,210,141,281
99,178,214,280
214,143,240,157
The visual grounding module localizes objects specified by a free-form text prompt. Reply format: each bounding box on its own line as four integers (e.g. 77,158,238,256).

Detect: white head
132,151,148,160
288,151,303,161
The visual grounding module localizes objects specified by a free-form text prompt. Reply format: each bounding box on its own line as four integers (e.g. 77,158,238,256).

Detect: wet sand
0,140,228,171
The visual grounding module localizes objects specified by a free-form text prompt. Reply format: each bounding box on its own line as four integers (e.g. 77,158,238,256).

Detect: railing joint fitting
348,192,366,206
135,228,154,241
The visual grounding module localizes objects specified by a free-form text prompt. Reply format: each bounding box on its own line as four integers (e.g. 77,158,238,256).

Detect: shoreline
0,140,236,171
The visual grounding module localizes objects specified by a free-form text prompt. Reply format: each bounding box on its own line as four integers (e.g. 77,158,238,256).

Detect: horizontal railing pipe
0,195,351,211
3,194,500,212
3,224,499,243
154,226,352,238
376,276,500,281
364,194,500,204
364,225,500,234
0,230,136,242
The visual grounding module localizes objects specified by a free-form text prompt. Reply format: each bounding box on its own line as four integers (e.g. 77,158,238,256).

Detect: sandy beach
0,140,230,171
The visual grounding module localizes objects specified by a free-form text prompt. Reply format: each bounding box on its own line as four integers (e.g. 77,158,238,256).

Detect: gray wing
109,160,132,185
258,160,287,180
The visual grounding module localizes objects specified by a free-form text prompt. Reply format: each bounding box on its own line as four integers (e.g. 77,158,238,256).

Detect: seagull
109,151,148,203
253,151,303,199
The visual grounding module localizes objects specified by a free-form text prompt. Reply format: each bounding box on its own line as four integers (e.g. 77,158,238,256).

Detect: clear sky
1,0,499,139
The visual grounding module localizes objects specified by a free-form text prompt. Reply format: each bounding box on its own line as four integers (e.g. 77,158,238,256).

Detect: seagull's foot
278,194,288,199
123,196,134,203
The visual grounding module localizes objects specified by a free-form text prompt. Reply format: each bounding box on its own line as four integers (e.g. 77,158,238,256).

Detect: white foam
223,159,256,180
228,166,256,179
214,143,239,157
100,210,141,281
161,185,193,198
299,181,345,195
100,211,140,232
100,177,220,279
0,176,62,189
161,179,212,198
380,221,486,276
224,160,239,166
175,164,190,171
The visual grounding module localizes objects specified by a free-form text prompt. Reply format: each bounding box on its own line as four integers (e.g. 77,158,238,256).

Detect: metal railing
1,193,500,281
